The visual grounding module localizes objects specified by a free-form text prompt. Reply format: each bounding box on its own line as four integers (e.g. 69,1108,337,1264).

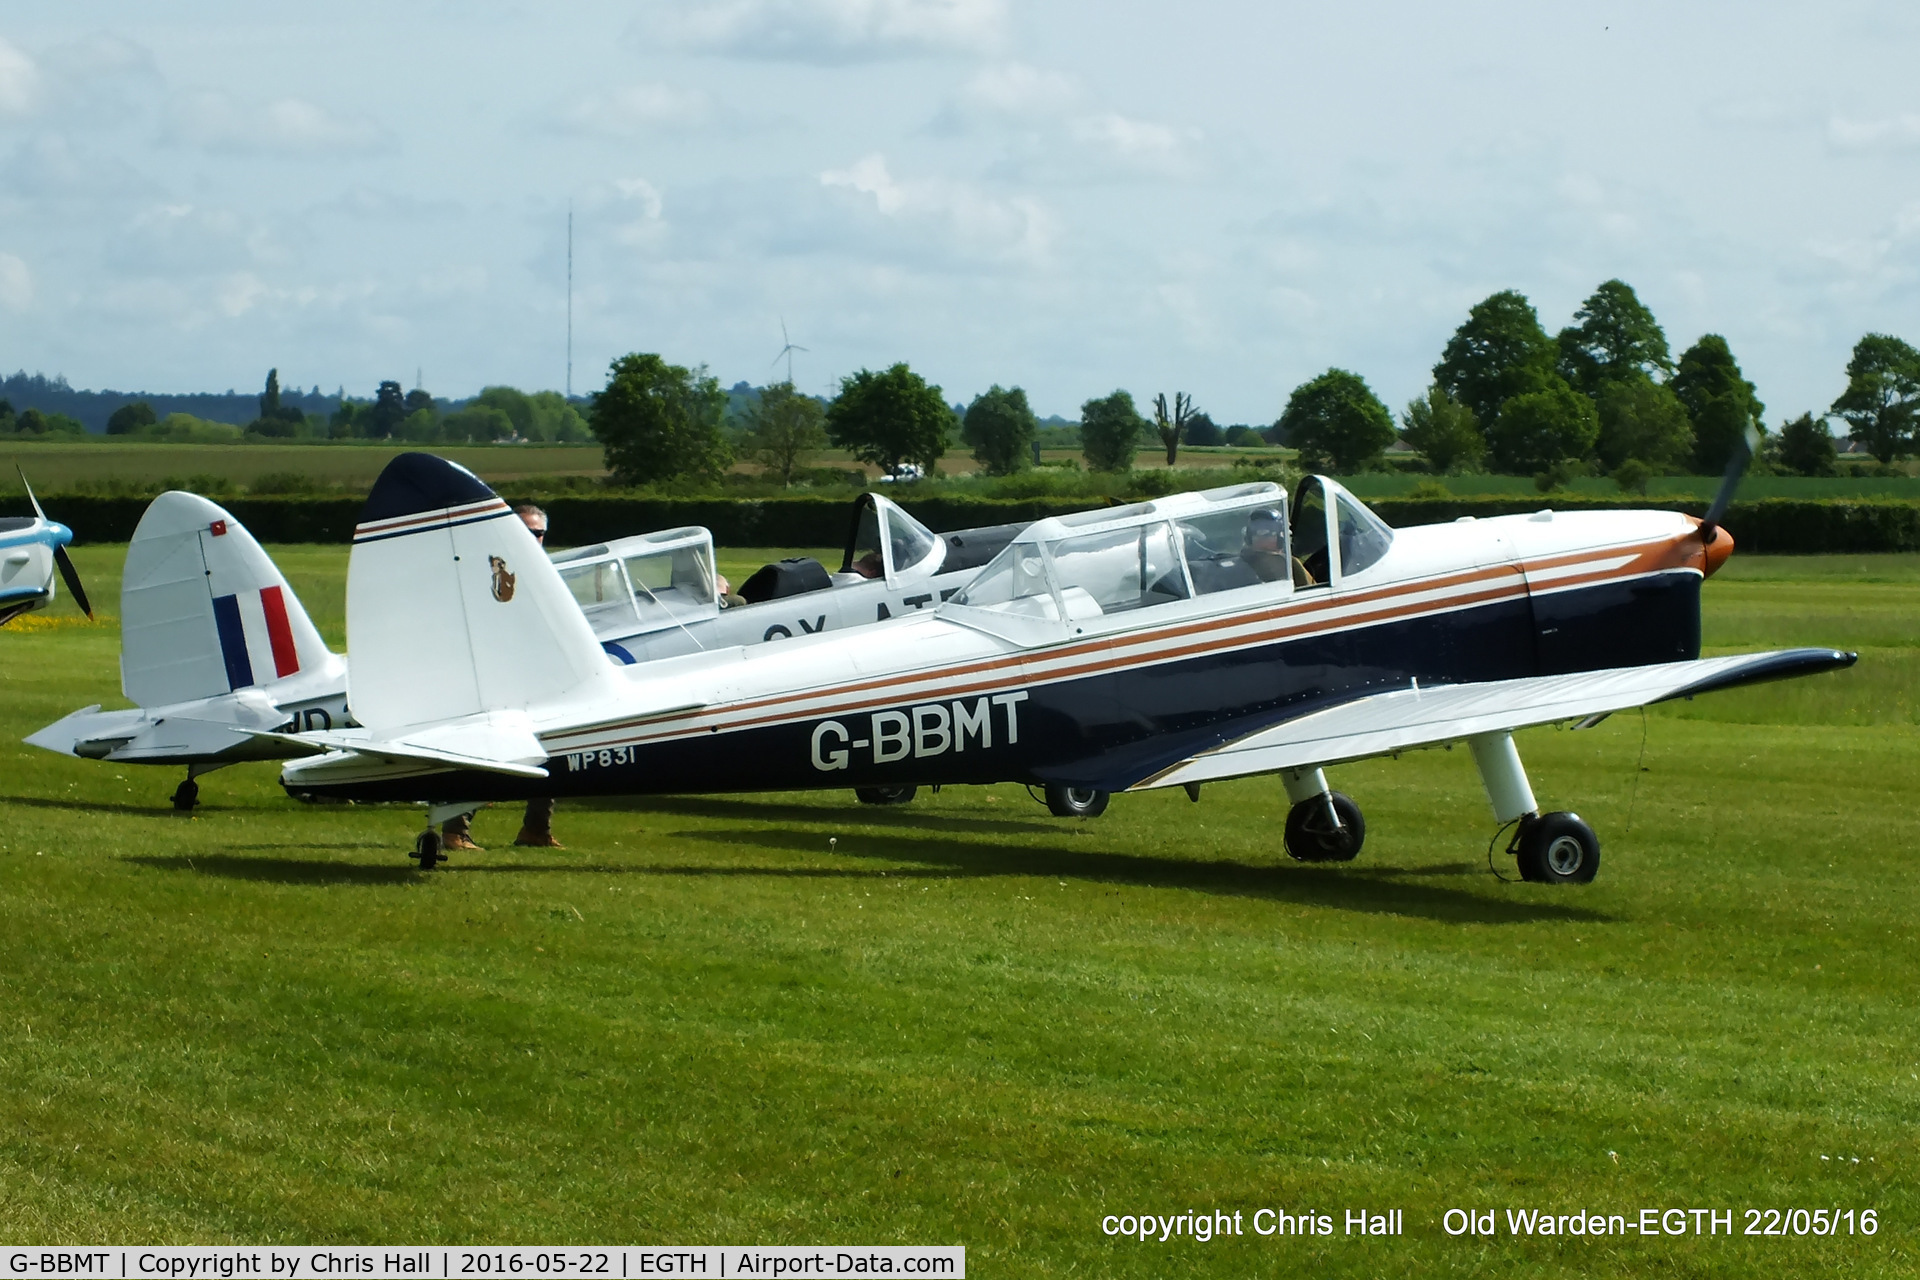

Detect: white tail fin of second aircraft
345,453,615,735
121,491,338,708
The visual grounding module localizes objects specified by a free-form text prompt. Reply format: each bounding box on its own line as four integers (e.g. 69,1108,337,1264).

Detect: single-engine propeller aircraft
1,470,93,626
274,451,1854,881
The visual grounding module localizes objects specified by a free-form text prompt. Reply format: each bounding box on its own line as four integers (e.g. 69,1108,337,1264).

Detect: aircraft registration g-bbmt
1,470,93,626
275,451,1854,882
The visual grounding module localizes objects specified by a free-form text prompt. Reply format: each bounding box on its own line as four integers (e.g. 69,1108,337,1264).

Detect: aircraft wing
1131,648,1856,792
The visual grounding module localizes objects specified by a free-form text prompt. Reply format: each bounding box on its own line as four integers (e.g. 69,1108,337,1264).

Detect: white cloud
961,62,1076,116
0,253,32,310
636,0,1006,63
554,83,711,136
820,152,1051,261
0,37,39,116
615,178,665,221
1828,113,1920,152
165,90,389,155
1067,112,1199,173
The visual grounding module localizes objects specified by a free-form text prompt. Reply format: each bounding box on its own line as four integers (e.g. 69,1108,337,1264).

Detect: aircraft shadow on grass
1,793,193,818
577,793,1066,837
664,826,1610,926
128,829,1608,926
125,853,419,887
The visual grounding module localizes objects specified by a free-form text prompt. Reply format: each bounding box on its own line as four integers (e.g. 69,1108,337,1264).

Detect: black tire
855,785,917,806
414,829,443,870
1284,791,1365,862
1045,784,1109,818
171,779,199,813
1515,812,1599,884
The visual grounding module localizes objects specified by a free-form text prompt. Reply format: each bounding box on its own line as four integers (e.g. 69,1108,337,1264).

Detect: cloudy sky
1,1,1916,421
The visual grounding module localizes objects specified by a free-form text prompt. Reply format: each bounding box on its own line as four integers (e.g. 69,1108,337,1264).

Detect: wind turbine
771,318,808,386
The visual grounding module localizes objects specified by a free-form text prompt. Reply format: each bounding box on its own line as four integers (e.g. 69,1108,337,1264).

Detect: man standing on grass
442,502,564,851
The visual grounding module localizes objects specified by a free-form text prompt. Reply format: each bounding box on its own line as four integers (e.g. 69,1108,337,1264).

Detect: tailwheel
171,777,199,814
855,785,917,806
1045,784,1108,818
1284,791,1365,862
1514,812,1599,884
413,828,444,870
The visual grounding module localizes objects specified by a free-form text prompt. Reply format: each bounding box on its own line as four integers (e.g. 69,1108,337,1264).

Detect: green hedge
7,492,1920,555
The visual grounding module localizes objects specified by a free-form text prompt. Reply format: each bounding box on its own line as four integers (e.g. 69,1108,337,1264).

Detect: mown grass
0,549,1914,1276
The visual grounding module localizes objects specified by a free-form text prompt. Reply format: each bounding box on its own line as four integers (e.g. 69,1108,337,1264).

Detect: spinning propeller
16,466,92,619
1698,426,1762,547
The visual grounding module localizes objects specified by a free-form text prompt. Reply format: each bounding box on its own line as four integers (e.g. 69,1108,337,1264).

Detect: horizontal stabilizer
27,690,296,762
264,715,551,779
1133,648,1858,791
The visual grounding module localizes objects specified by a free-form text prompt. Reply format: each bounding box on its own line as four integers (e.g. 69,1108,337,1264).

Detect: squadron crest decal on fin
489,555,516,602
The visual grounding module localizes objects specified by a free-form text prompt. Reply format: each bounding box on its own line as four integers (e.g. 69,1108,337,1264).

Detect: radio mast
566,203,573,399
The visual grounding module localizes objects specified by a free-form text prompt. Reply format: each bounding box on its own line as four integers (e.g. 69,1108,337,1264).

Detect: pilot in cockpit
1240,508,1291,584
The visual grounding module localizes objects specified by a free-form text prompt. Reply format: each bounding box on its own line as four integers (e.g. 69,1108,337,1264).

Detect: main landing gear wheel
413,829,444,871
170,778,199,813
1284,791,1365,862
1045,784,1109,818
855,785,917,806
1515,812,1599,884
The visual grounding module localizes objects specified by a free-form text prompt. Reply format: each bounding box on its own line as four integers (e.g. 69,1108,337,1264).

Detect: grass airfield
0,545,1915,1277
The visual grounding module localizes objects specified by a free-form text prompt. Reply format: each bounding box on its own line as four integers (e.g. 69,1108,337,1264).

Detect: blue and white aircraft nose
46,521,73,549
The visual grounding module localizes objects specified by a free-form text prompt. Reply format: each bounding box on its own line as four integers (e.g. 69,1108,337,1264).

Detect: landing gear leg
1468,731,1600,884
416,802,480,870
171,763,227,814
1281,767,1364,862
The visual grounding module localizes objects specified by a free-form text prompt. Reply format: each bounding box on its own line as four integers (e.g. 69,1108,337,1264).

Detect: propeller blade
53,544,93,619
16,465,46,523
1700,426,1762,543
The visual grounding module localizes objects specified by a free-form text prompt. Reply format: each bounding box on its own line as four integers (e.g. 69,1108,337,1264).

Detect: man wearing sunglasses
442,502,564,851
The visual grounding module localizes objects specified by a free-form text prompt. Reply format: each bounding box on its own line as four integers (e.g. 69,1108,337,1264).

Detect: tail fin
121,492,335,708
346,453,613,734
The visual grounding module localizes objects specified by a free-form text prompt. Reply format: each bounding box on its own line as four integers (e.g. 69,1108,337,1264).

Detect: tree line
590,284,1920,490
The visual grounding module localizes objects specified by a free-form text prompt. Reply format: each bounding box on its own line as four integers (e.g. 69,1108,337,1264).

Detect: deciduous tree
1556,279,1673,394
1079,390,1146,472
747,381,829,486
1488,382,1599,475
1672,335,1765,473
368,380,408,439
1829,333,1920,463
1278,369,1395,473
826,363,952,477
591,353,732,486
1400,386,1484,474
962,384,1039,476
1434,290,1559,428
1151,392,1199,466
1771,412,1839,477
106,401,156,436
1594,377,1693,471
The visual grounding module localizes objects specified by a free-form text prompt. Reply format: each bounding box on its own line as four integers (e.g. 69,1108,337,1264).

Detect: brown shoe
514,829,564,848
442,832,484,851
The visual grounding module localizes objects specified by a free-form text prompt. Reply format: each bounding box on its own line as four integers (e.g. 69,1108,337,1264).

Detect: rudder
121,492,335,707
346,453,613,735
